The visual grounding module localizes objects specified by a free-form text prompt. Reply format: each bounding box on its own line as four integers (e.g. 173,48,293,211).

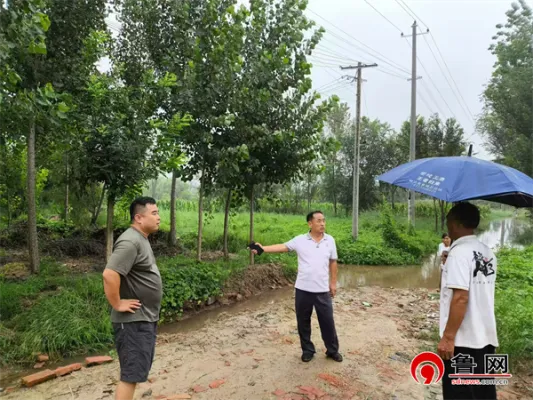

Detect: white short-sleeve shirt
285,233,338,293
440,235,499,348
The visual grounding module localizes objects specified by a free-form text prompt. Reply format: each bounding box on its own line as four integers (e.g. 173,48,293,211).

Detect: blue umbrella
377,156,533,208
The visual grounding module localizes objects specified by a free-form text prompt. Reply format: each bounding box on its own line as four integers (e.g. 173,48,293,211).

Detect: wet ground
1,217,532,399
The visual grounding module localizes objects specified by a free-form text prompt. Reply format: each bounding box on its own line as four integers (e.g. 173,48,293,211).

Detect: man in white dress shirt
250,210,342,363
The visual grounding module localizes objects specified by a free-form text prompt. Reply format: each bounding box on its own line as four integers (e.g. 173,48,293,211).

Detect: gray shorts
112,321,157,383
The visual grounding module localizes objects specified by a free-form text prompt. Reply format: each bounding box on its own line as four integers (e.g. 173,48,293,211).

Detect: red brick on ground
55,363,82,377
33,362,45,369
192,385,208,393
37,354,49,362
318,373,345,388
21,369,57,387
85,355,113,366
209,379,226,389
273,388,287,396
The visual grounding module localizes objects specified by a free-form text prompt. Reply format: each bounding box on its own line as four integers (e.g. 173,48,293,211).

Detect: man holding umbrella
438,202,499,400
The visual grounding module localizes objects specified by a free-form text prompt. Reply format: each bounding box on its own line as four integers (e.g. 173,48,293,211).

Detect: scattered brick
55,363,82,377
21,369,57,387
85,356,113,366
318,373,345,388
209,379,226,389
192,385,208,393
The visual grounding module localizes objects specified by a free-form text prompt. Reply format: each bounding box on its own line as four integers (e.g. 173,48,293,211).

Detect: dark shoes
326,352,343,362
302,352,343,362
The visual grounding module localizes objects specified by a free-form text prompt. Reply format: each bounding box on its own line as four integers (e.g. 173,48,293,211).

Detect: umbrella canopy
377,156,533,208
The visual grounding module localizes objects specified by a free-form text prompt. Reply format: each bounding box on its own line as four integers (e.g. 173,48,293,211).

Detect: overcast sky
104,0,511,160
304,0,512,160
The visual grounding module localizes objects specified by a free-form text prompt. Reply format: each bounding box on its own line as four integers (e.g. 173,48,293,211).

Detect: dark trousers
442,345,497,400
295,288,339,356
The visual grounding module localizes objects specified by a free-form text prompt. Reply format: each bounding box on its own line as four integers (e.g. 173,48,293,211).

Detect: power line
398,0,429,30
315,78,344,92
314,45,410,80
308,8,411,74
395,0,418,23
404,37,456,119
364,0,403,34
420,29,474,125
393,1,475,123
375,68,409,80
420,79,447,117
429,32,476,119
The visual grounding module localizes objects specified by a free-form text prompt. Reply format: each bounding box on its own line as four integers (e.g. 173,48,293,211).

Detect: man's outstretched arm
253,243,289,253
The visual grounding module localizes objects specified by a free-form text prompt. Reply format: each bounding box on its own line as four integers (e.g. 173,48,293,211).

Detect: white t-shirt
285,233,338,293
440,235,499,348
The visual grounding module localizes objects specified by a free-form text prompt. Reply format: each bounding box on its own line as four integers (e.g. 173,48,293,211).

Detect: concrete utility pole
401,21,428,227
340,62,377,240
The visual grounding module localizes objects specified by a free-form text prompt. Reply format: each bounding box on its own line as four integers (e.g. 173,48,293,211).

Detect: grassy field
102,205,442,266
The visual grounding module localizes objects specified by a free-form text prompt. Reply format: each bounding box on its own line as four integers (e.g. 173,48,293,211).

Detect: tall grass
495,246,533,368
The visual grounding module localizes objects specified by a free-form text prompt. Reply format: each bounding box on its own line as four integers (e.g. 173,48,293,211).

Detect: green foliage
392,201,491,219
494,246,533,365
158,256,243,322
479,0,533,176
0,256,250,364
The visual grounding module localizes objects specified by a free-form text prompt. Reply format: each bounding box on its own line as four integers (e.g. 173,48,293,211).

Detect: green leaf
57,102,70,113
37,12,51,31
29,40,47,55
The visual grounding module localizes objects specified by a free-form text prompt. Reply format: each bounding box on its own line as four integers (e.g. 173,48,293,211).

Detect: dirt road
2,286,530,400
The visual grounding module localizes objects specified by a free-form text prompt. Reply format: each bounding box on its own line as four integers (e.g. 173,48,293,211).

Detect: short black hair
307,210,324,222
447,202,480,229
130,197,157,222
442,233,449,239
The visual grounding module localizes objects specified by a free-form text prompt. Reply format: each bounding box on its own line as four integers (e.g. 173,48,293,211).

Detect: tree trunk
249,186,255,266
440,200,446,231
168,170,177,247
63,154,69,222
196,169,205,262
433,198,439,232
6,187,11,229
333,160,337,216
223,189,232,260
151,177,158,199
106,195,114,261
27,119,40,274
307,174,311,212
90,185,106,226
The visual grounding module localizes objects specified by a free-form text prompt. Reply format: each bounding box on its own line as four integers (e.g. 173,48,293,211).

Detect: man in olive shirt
103,197,162,400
